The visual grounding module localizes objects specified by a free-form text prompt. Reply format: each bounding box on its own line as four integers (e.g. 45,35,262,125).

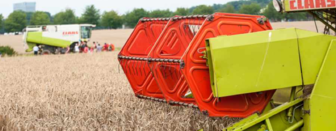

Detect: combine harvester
119,0,336,130
23,24,95,54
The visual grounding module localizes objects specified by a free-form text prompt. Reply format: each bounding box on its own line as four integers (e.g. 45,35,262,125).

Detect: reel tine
146,58,152,76
125,59,128,74
143,60,146,76
178,65,184,80
192,18,196,36
123,59,127,74
162,19,165,31
163,63,167,79
127,60,130,75
179,19,185,36
136,60,140,76
188,18,191,36
118,60,121,74
133,60,137,76
142,60,146,76
131,60,135,75
145,60,148,77
174,63,179,80
151,61,158,78
197,18,201,34
140,60,143,76
134,60,138,76
191,19,195,36
128,59,132,75
184,19,188,36
151,62,156,77
118,59,122,73
168,63,173,78
128,60,132,75
135,60,138,76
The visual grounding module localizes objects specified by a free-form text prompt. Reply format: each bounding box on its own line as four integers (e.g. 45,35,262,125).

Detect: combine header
119,12,275,117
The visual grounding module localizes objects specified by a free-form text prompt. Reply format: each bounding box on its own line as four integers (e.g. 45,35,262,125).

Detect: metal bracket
257,18,265,25
303,110,310,115
206,15,214,21
147,57,152,63
180,60,185,69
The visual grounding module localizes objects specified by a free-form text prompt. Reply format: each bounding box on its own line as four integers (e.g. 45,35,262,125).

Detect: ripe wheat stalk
0,52,238,131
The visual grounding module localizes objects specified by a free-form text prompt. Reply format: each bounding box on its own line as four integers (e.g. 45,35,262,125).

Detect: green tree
0,46,16,56
4,11,27,32
80,5,100,25
25,12,34,25
239,3,261,15
54,9,77,24
174,8,190,16
101,10,123,29
283,12,308,21
192,5,214,15
218,4,236,13
124,8,149,28
149,9,173,18
213,4,224,11
76,17,83,24
252,0,271,7
0,14,3,29
30,11,51,25
263,2,282,21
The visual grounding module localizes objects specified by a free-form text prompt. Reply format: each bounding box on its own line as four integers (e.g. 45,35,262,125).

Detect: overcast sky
0,0,235,18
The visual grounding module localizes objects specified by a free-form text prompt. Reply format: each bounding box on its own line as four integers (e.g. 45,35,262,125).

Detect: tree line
0,0,309,33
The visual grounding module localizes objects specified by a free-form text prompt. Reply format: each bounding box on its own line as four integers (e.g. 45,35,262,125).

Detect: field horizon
0,21,326,54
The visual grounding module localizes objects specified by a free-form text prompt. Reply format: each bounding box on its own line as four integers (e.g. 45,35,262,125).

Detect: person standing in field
90,47,94,53
74,43,80,53
96,44,102,52
108,44,112,51
65,47,70,54
110,43,115,51
84,44,89,53
104,43,109,51
93,41,97,49
33,45,39,55
80,41,85,53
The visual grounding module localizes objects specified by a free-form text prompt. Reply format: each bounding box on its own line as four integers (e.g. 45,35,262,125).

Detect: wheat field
0,52,239,131
0,21,323,131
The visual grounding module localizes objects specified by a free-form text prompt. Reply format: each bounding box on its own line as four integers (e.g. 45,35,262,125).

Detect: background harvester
24,24,95,54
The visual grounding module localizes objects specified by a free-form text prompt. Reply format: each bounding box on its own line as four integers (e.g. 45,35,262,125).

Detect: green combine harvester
203,0,336,130
23,24,95,54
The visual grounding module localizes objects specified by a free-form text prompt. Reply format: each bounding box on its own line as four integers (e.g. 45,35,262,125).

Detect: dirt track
0,21,326,54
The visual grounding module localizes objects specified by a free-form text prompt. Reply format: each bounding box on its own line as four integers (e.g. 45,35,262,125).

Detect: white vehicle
23,24,96,54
